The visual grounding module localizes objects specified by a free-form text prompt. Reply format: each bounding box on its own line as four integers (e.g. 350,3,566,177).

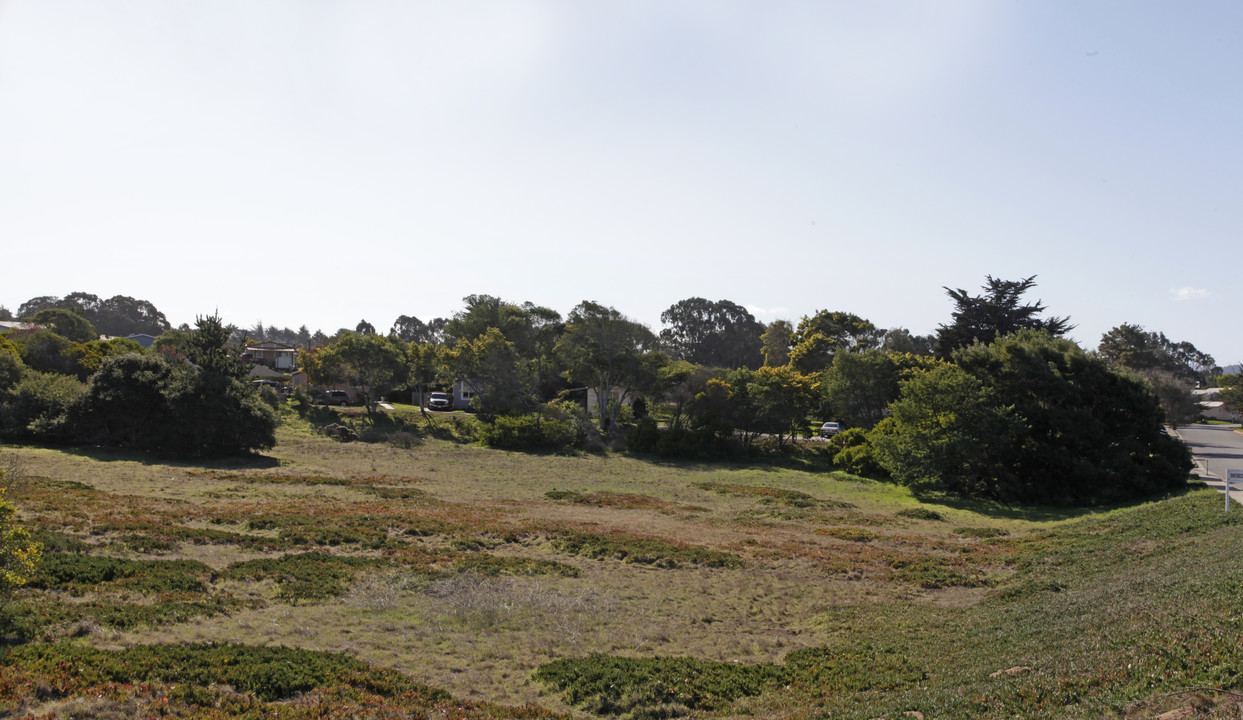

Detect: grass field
1,413,1242,719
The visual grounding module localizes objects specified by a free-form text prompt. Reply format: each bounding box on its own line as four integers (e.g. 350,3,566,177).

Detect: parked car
820,421,841,438
426,391,452,411
320,390,351,406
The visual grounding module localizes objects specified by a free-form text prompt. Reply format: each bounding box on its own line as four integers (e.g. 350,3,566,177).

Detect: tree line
1,279,1218,505
0,313,275,456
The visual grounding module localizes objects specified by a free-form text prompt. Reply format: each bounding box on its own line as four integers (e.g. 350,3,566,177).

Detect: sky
1,2,1240,363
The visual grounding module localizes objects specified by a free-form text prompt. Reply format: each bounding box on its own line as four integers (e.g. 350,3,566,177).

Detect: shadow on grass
56,444,281,470
627,444,841,476
910,477,1206,522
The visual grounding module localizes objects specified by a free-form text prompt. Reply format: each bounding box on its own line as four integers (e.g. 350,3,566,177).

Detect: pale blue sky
2,2,1240,363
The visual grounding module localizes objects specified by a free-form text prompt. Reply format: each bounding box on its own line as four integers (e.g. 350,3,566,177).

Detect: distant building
1195,388,1238,422
244,341,298,370
452,379,478,411
247,365,284,379
126,333,157,348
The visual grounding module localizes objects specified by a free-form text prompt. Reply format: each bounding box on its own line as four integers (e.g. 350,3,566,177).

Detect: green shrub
453,554,580,578
534,647,924,717
0,594,245,637
240,512,394,549
1,370,86,441
825,427,865,454
694,481,845,508
223,551,381,602
31,554,211,595
479,414,577,452
550,531,743,569
0,349,24,393
1,642,450,703
534,653,785,716
895,507,944,521
451,537,487,551
822,527,878,542
887,557,987,589
626,418,738,458
780,646,925,695
544,489,580,501
27,529,89,554
833,443,884,477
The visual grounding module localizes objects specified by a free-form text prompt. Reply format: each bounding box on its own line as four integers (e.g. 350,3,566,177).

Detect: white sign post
1227,469,1243,512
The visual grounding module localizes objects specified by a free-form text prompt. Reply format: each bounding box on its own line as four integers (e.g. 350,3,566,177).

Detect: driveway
1172,423,1243,503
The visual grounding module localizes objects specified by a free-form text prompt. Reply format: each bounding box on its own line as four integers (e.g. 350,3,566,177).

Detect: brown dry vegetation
2,417,1237,719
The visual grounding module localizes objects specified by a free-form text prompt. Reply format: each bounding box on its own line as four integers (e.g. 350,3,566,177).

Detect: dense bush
73,352,276,456
172,376,278,456
16,330,77,375
625,417,738,458
0,348,25,392
0,371,86,441
827,427,886,477
873,331,1192,505
478,413,577,451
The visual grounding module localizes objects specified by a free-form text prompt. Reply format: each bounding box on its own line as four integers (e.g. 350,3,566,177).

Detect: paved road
1173,424,1243,502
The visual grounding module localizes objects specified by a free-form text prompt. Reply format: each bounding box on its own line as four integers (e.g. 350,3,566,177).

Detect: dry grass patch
3,431,1204,718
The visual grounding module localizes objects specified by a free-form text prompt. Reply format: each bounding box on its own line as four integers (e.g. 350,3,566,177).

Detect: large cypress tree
933,276,1071,358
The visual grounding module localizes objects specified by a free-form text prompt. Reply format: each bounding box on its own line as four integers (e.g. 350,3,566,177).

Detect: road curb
1177,424,1243,504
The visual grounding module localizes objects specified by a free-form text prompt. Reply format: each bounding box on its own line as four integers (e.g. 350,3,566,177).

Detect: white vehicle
427,392,452,411
820,421,841,438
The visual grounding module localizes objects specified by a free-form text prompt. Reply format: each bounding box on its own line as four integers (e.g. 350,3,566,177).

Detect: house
452,379,479,411
247,365,285,380
1195,388,1238,422
586,385,635,417
558,386,636,417
244,341,298,370
125,333,157,348
0,321,38,339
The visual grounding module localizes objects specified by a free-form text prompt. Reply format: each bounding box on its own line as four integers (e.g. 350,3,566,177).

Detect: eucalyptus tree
556,301,661,432
659,297,764,369
19,293,170,337
391,314,450,344
1098,323,1216,384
